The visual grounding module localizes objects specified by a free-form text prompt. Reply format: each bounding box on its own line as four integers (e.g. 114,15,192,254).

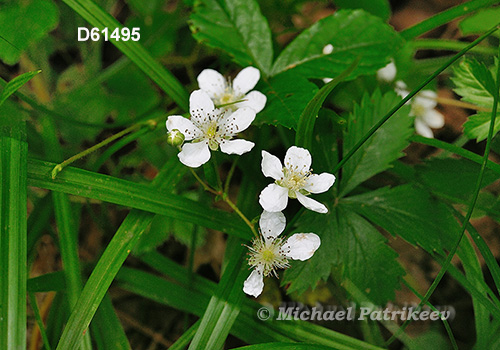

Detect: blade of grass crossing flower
387,40,500,346
0,70,41,106
55,158,186,350
400,0,500,40
333,24,500,174
60,0,189,111
295,58,359,150
0,117,27,350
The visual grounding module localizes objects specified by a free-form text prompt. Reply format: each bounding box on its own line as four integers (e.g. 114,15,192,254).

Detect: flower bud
166,129,185,147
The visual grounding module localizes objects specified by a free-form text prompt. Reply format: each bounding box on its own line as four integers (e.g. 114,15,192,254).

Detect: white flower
259,146,336,214
322,44,334,55
243,211,321,298
166,90,255,168
197,66,267,113
395,81,445,138
377,59,397,83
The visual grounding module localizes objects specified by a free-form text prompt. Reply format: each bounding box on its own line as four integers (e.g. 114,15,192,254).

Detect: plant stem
51,120,157,179
333,24,500,175
387,28,500,347
411,39,497,56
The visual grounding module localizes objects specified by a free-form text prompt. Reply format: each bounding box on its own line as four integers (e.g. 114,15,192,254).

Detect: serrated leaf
463,111,500,141
452,57,496,107
415,158,498,202
334,0,391,21
256,71,318,129
0,70,41,107
342,185,459,254
283,206,404,304
340,90,413,196
189,0,273,75
271,10,403,79
0,0,59,64
452,57,500,141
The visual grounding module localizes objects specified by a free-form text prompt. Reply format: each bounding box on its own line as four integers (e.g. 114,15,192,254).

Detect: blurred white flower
259,146,335,213
322,44,334,55
166,90,255,167
395,81,445,138
377,59,397,82
197,66,266,113
243,211,321,298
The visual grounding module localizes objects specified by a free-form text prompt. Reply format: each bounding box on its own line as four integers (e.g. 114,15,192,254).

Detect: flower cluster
166,67,266,167
165,66,336,298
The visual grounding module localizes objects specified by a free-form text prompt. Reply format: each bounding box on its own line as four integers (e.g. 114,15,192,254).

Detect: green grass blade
28,292,53,350
0,116,27,350
27,158,252,238
233,344,335,350
0,70,40,106
169,320,200,350
410,134,500,175
295,58,359,150
60,0,189,111
401,0,500,40
91,294,131,350
55,158,186,350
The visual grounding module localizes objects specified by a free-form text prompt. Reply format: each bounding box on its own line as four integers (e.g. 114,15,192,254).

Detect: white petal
303,173,336,194
322,44,333,55
296,192,328,213
222,107,256,135
236,91,267,113
197,69,226,99
377,60,397,82
261,150,283,180
259,210,286,242
322,78,333,84
243,269,264,297
414,118,434,139
190,90,215,125
233,66,260,95
259,184,288,212
422,109,445,129
178,141,211,168
395,80,409,98
284,146,312,172
220,139,254,155
414,90,437,110
166,115,200,141
283,233,321,261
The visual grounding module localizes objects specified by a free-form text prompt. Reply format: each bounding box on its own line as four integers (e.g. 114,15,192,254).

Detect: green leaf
342,185,459,254
257,72,318,129
283,206,404,304
0,70,41,106
333,0,391,21
340,90,413,196
459,7,500,37
189,0,273,75
415,158,498,202
295,58,359,149
463,112,500,142
0,108,27,350
234,344,335,350
0,0,58,64
452,57,499,141
26,158,252,239
271,10,403,79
